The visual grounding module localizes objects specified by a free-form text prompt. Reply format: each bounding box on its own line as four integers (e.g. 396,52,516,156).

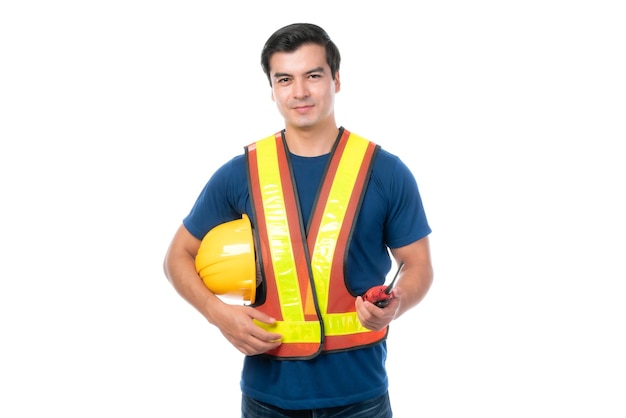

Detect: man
163,23,433,417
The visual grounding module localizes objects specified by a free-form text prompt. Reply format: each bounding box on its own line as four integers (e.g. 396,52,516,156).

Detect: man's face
269,43,340,130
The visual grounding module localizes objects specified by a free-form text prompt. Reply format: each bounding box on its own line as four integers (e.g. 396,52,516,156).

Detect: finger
247,314,283,342
244,332,283,356
250,324,283,343
247,307,278,325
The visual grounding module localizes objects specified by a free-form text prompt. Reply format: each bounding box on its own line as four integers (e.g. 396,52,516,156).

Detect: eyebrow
272,66,326,80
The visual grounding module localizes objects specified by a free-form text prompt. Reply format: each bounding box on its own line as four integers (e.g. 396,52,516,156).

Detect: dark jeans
241,391,392,418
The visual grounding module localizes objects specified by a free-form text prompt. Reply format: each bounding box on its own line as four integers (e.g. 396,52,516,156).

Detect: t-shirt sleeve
383,156,431,249
183,156,246,240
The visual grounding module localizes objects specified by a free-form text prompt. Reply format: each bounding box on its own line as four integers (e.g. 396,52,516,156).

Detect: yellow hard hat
195,214,257,304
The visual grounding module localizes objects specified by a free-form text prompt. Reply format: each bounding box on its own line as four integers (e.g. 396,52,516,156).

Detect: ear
271,89,275,102
334,71,341,93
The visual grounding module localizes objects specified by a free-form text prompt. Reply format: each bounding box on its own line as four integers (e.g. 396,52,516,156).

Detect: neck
283,124,340,157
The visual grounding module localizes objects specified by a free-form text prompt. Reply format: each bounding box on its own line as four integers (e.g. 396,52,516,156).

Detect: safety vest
245,128,388,360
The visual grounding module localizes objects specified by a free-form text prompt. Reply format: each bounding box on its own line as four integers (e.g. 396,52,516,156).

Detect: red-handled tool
362,261,405,307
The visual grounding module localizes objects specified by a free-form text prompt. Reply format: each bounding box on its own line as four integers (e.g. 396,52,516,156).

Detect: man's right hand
210,302,283,356
164,224,282,356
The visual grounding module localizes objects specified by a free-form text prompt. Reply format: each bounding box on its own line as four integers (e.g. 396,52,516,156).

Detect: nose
292,79,310,99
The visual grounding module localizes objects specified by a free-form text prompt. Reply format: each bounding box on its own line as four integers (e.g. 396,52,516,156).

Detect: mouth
293,104,313,114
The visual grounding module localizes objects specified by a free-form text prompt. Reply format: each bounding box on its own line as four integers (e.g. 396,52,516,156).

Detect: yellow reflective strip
324,312,371,336
256,138,303,321
311,135,370,311
254,319,322,343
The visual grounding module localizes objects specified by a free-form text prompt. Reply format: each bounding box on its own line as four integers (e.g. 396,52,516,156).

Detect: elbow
162,249,175,285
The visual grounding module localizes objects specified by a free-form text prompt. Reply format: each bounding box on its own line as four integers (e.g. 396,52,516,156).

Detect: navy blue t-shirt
183,133,431,409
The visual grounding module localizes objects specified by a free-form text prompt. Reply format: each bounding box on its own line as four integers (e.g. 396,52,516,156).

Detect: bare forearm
163,226,224,325
390,236,434,319
395,264,433,318
165,256,212,319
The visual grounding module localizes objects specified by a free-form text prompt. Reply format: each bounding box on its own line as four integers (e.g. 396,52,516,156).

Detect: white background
1,1,625,416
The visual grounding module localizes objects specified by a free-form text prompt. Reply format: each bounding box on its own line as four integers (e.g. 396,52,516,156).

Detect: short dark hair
260,23,341,87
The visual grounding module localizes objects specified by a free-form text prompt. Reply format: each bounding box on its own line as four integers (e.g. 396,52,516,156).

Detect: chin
290,117,318,129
